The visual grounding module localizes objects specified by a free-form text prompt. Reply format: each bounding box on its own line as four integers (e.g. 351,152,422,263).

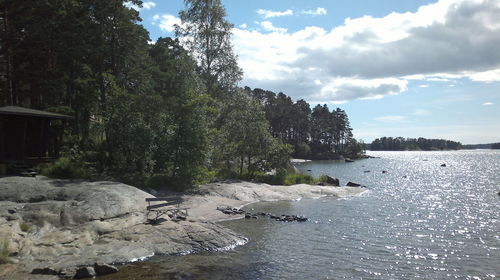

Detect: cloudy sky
130,0,500,144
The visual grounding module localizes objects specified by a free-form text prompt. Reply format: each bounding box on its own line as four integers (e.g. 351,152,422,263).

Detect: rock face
325,176,340,186
0,177,246,275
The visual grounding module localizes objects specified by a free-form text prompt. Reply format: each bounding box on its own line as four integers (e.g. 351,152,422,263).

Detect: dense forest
369,137,462,151
247,87,364,160
0,0,362,188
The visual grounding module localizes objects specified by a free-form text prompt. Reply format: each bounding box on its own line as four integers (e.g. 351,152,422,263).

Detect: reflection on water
102,150,500,279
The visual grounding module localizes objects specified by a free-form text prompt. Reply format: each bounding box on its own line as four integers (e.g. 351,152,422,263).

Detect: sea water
102,150,500,279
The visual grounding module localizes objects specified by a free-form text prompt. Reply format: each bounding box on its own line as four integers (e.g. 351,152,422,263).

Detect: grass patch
251,171,318,186
40,157,90,179
318,175,330,184
283,173,316,185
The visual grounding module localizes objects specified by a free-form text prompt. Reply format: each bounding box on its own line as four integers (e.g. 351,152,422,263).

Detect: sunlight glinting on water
103,151,499,280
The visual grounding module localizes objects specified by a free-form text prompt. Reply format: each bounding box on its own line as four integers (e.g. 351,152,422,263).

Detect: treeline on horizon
463,143,500,149
369,137,462,151
0,0,362,188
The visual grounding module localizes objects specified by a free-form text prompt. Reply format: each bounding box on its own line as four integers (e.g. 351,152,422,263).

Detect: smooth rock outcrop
0,177,246,275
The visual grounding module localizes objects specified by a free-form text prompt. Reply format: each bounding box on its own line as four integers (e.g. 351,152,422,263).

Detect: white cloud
413,109,429,115
259,21,287,33
153,14,181,33
470,69,500,82
257,9,293,19
239,23,248,29
418,85,429,88
375,115,408,123
302,8,327,16
427,77,450,82
232,0,500,103
312,77,408,103
142,1,156,10
482,102,494,106
125,1,156,11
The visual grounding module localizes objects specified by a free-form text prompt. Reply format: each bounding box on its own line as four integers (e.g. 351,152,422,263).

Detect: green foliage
344,139,366,158
176,0,242,94
247,87,358,160
318,175,330,184
145,175,192,192
41,157,89,179
1,1,301,189
0,239,10,264
211,90,291,176
193,167,217,185
294,142,312,159
254,172,287,185
283,173,316,185
250,171,316,186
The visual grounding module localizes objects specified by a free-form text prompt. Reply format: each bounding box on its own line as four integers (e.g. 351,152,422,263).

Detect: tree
175,0,242,96
212,90,290,176
149,37,211,187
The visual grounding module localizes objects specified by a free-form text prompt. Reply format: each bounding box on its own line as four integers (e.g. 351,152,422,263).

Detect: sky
128,0,500,145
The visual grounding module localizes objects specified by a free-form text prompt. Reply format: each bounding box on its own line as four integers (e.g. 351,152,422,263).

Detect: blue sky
128,0,500,144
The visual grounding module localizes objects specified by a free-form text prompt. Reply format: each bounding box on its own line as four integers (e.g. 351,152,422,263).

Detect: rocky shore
0,177,366,279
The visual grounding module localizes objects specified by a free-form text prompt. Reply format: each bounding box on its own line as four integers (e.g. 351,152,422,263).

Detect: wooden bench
145,197,188,224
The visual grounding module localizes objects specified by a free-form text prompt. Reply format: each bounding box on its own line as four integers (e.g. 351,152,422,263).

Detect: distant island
368,137,500,151
463,143,500,149
368,137,462,151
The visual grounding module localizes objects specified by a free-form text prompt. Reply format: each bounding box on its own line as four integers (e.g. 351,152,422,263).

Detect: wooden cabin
0,106,72,167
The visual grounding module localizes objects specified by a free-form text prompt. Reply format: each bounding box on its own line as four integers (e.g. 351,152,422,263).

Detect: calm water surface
103,150,500,279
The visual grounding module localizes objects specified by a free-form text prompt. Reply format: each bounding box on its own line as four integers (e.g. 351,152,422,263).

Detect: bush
193,167,217,185
145,175,192,192
254,172,286,185
40,157,90,179
216,169,240,180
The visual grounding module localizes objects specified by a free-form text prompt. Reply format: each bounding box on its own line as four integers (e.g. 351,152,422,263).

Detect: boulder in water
346,181,362,187
74,266,96,279
325,176,340,186
31,267,61,276
94,263,118,276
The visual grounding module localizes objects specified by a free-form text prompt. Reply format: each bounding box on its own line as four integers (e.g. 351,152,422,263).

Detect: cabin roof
0,106,73,119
